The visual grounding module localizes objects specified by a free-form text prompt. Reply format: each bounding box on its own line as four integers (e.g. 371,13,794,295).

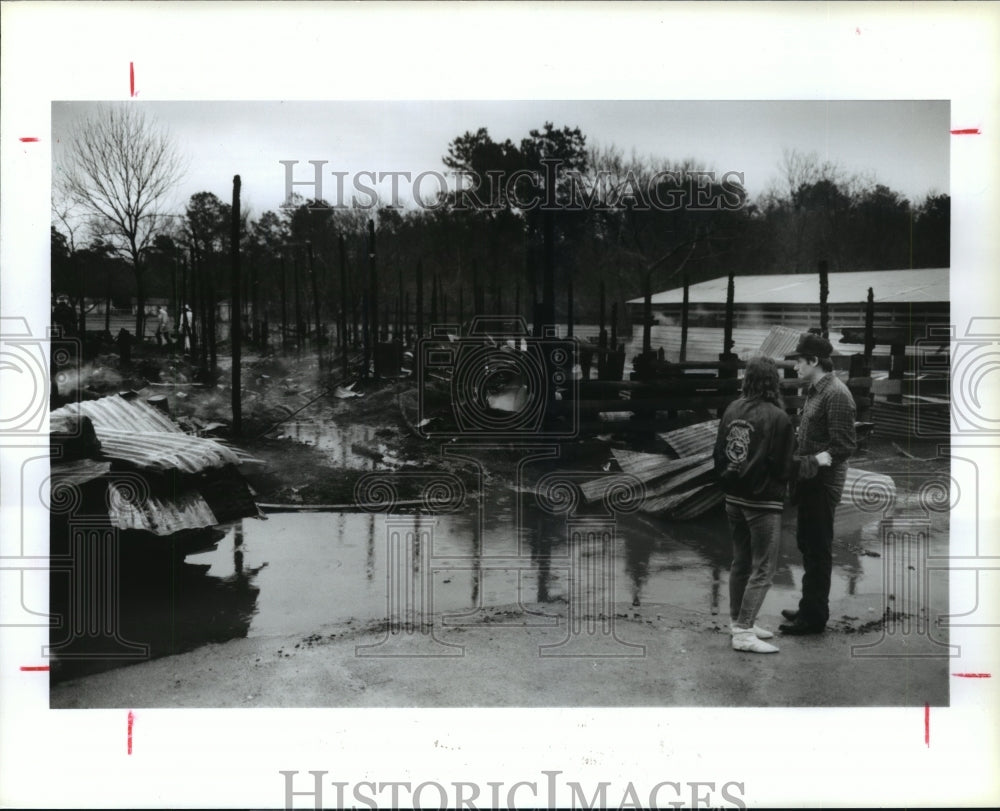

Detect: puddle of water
273,420,403,470
49,480,948,684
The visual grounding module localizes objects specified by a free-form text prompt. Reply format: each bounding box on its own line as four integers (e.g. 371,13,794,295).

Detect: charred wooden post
598,280,607,349
536,210,556,337
280,252,288,351
230,175,242,435
567,276,574,338
473,260,484,317
293,250,304,353
307,241,322,362
718,271,737,386
368,219,378,354
415,260,424,340
430,274,439,327
603,301,624,381
104,271,113,334
197,254,208,366
888,341,906,404
187,248,198,355
642,272,652,354
680,273,690,362
339,235,348,377
864,286,875,370
392,266,406,340
403,291,410,346
819,260,830,339
848,287,877,434
171,250,178,332
361,283,370,379
207,274,218,375
250,248,261,348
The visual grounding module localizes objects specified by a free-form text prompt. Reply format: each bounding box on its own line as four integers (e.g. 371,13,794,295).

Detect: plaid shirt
797,372,857,464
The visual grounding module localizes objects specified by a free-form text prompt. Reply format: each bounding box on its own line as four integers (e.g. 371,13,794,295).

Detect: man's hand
815,451,833,467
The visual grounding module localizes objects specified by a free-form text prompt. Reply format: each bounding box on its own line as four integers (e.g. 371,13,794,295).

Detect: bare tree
56,104,185,337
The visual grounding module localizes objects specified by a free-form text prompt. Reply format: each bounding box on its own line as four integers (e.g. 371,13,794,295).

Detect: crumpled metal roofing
52,395,182,434
49,393,262,536
756,325,804,359
108,482,218,535
658,419,720,458
97,428,242,472
49,458,111,489
50,394,257,473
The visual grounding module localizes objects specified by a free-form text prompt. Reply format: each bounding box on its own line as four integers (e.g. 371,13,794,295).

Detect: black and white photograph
2,2,999,809
44,98,954,710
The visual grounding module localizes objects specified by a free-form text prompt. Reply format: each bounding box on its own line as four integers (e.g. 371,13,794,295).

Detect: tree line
52,106,949,344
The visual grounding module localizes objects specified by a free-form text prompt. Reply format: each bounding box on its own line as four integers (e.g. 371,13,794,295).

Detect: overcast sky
52,99,949,219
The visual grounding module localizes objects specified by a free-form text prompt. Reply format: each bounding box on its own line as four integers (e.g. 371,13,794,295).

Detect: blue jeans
726,501,782,628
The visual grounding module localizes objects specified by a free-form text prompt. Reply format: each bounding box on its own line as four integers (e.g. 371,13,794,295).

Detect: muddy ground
50,345,953,708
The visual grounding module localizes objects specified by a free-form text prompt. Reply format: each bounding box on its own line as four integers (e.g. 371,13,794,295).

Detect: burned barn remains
47,105,952,700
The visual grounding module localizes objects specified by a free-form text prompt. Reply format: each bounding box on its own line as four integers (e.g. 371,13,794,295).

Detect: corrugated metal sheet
644,482,719,516
97,428,242,473
52,394,183,434
629,268,948,306
658,419,720,458
670,486,725,520
50,394,258,473
756,326,803,359
609,449,707,480
49,459,111,488
108,483,218,535
620,326,926,364
619,325,905,363
49,393,262,536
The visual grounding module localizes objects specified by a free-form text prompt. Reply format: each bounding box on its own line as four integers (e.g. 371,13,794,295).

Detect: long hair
741,355,783,407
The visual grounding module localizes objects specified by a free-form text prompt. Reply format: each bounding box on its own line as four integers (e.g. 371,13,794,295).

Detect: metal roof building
628,268,948,308
627,267,947,334
622,268,949,361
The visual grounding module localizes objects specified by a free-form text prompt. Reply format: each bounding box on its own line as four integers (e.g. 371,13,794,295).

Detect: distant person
155,306,171,346
713,355,794,654
180,304,193,352
52,297,76,337
780,333,857,636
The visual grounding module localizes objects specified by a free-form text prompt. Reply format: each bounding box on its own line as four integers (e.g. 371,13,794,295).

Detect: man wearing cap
781,332,857,635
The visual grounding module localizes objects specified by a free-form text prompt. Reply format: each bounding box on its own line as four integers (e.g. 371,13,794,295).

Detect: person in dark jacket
714,355,796,653
779,332,856,635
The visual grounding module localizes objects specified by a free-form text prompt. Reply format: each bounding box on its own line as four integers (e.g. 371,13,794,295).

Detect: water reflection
624,532,653,607
49,526,260,684
50,477,949,681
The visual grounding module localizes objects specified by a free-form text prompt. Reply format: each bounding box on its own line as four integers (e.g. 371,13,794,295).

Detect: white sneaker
729,623,774,639
731,629,779,653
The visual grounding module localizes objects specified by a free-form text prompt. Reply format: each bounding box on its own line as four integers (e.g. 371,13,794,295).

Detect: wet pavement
49,469,949,684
